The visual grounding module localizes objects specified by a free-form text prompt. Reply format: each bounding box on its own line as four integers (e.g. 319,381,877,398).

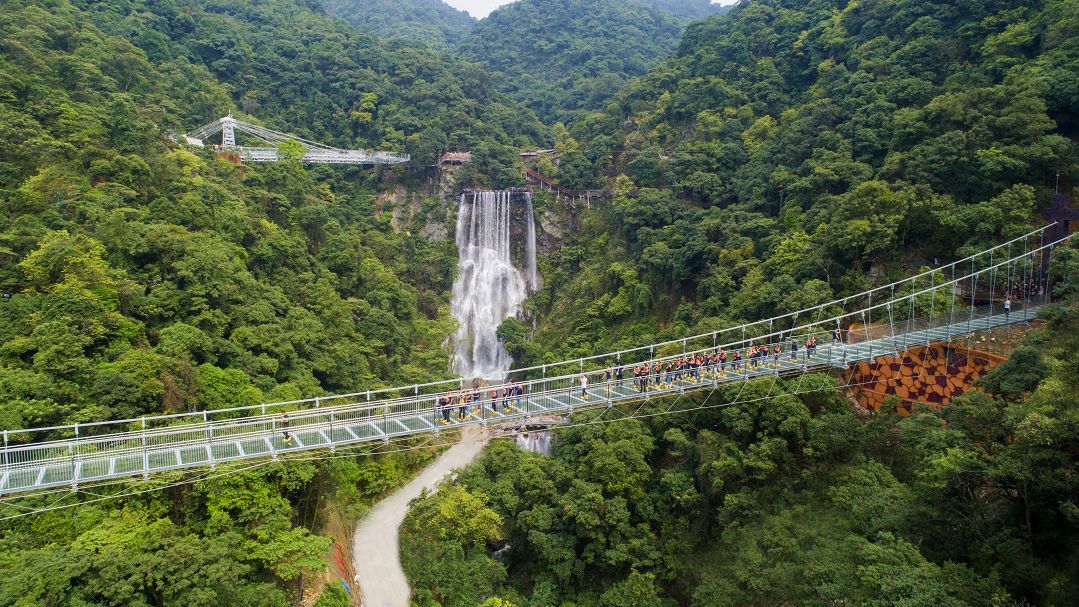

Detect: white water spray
516,431,552,456
451,191,538,381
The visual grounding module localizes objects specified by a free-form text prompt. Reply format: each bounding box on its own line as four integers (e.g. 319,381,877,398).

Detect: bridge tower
220,113,236,148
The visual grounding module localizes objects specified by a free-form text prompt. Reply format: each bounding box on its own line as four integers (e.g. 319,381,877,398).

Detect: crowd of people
607,333,829,395
436,384,525,423
428,332,837,424
1005,280,1044,302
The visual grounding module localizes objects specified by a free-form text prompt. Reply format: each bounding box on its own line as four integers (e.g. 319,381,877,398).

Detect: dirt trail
352,427,488,607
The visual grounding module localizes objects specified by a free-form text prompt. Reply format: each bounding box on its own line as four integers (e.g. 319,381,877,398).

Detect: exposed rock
421,220,449,242
536,208,564,256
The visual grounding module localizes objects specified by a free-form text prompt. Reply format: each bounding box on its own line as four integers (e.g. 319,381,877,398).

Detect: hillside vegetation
0,0,547,429
523,0,1078,363
403,280,1079,606
459,0,720,124
0,0,540,602
0,0,1077,605
323,0,476,51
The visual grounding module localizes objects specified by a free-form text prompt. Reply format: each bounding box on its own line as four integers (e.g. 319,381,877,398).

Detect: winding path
352,427,488,607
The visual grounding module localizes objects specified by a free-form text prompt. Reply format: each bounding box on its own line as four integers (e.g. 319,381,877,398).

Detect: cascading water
451,191,538,381
516,431,552,456
525,197,539,291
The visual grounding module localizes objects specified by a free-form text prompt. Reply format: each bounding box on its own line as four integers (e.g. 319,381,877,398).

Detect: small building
439,151,472,165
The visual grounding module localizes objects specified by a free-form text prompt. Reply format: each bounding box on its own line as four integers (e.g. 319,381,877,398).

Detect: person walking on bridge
281,413,292,445
1004,297,1011,320
580,373,589,400
437,394,449,423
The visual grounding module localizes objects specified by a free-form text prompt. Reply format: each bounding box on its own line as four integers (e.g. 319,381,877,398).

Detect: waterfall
525,197,539,290
451,191,538,381
515,431,552,456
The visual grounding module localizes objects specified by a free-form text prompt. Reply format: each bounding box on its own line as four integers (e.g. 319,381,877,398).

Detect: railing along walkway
0,303,1041,496
0,226,1071,496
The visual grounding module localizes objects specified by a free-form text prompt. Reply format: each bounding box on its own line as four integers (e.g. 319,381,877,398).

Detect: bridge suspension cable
1,362,985,515
0,229,1073,496
182,114,410,165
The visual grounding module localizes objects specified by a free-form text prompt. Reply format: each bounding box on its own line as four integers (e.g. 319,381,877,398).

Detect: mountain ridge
322,0,477,51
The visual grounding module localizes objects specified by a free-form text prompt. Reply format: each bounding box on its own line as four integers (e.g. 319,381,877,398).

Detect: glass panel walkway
0,226,1072,497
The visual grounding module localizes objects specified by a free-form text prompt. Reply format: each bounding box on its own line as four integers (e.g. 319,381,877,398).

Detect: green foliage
0,0,527,426
459,0,717,124
401,486,507,607
323,0,476,51
0,0,526,601
314,583,351,607
411,485,503,549
979,346,1050,399
404,299,1079,605
526,0,1078,379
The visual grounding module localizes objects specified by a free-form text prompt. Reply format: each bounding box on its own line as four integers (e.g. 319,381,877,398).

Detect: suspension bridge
183,114,410,165
0,226,1073,497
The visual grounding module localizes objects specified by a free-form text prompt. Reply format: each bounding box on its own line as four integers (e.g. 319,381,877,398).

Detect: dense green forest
0,0,544,431
0,0,1077,605
0,0,540,602
518,0,1079,366
642,0,729,20
402,274,1079,606
323,0,476,51
458,0,717,124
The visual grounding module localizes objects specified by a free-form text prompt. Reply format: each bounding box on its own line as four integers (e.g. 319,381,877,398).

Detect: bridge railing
1,233,1070,491
0,227,1066,446
0,298,1007,489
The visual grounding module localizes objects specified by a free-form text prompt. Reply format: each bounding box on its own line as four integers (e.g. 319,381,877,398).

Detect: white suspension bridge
0,226,1073,497
182,114,410,165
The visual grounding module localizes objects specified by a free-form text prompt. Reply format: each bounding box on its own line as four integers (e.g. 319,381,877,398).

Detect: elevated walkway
0,227,1072,496
521,166,606,201
183,114,409,165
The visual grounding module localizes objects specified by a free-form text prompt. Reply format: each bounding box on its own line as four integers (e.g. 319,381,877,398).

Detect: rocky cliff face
382,174,577,272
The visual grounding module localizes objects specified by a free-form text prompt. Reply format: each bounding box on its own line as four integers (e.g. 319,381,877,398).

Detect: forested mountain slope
459,0,719,124
403,277,1079,606
644,0,730,20
0,0,542,602
522,0,1078,363
0,0,542,431
322,0,476,51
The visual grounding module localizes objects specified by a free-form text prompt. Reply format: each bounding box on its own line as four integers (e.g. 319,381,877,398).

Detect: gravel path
352,427,488,607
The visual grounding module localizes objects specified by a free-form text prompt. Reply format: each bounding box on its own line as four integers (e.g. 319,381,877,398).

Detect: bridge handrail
0,295,1030,472
507,224,1058,371
0,226,1061,439
2,231,1068,450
